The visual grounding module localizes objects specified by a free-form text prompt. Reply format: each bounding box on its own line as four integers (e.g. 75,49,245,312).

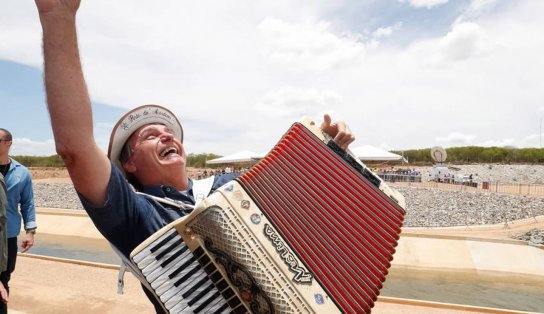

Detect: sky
1,0,544,156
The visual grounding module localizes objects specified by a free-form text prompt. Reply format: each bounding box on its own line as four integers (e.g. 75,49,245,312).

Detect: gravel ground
34,182,84,210
33,180,544,229
396,186,544,227
510,228,544,245
414,164,544,184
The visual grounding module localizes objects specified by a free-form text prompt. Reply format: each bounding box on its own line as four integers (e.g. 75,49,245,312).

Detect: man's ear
123,160,137,174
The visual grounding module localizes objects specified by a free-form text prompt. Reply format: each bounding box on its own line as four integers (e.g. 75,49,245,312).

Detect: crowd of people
431,172,477,187
375,167,422,183
194,167,249,180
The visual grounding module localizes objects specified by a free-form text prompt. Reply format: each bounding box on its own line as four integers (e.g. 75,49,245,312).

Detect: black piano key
207,295,231,314
174,263,201,287
198,254,211,266
163,273,207,308
193,291,221,313
209,270,222,282
222,287,235,300
204,261,217,274
169,255,197,279
150,231,179,253
193,246,205,258
227,295,242,309
188,282,215,306
155,238,184,261
215,279,229,292
211,302,231,314
182,275,209,299
232,302,248,314
161,244,189,268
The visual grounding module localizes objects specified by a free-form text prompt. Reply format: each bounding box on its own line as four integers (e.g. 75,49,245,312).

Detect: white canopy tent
207,146,405,165
206,150,261,165
350,145,406,162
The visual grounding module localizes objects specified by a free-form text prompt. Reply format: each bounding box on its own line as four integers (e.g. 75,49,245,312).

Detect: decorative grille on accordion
130,118,406,314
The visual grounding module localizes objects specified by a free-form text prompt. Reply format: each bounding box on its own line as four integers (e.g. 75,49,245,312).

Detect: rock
511,228,544,245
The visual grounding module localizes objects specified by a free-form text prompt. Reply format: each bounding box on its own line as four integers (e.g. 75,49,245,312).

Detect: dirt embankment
30,167,70,183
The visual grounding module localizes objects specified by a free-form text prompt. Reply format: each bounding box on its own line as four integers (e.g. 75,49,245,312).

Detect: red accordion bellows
237,123,405,314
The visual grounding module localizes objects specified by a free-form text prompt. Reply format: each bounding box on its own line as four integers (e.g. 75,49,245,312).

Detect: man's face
122,123,187,187
0,131,12,156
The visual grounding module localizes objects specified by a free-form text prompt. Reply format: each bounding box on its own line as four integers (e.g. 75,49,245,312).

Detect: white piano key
150,249,194,290
162,291,189,312
133,228,178,263
163,271,208,307
141,243,187,278
137,239,185,271
189,288,220,312
219,305,235,314
133,232,240,314
143,249,196,283
154,254,200,296
197,294,228,314
169,299,192,314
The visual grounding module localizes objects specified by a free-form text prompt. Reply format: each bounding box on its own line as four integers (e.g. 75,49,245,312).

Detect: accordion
130,118,406,314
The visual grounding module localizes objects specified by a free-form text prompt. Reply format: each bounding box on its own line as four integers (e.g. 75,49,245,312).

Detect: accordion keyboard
132,228,248,314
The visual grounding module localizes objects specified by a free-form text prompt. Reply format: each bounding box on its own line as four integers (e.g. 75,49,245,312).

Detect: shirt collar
141,178,194,199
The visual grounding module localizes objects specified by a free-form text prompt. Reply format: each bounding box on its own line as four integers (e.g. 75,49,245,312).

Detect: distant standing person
0,173,8,307
0,128,37,314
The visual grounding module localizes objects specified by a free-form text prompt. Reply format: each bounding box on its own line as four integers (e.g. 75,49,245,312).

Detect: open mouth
160,147,178,158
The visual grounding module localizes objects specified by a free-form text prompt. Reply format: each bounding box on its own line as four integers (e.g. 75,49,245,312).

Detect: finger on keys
334,121,355,150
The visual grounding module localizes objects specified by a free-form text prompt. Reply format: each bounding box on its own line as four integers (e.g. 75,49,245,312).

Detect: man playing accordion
34,0,355,312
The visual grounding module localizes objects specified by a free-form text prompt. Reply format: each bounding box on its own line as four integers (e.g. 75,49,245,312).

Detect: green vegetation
186,153,222,168
392,146,544,164
13,146,544,168
12,153,223,168
12,155,65,167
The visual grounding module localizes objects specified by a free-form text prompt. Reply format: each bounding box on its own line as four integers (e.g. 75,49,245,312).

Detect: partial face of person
0,131,12,156
123,124,186,181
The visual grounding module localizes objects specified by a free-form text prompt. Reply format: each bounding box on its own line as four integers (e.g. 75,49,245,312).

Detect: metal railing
383,175,544,197
375,173,422,183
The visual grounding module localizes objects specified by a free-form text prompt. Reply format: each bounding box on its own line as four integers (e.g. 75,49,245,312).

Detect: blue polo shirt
78,163,237,258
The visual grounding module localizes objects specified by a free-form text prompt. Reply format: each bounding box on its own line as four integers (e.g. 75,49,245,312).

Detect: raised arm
36,0,110,206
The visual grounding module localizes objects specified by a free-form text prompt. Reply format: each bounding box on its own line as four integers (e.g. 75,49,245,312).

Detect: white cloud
455,0,499,24
439,22,491,61
398,0,448,9
255,87,342,118
2,1,544,155
477,138,515,148
481,134,542,149
11,138,57,156
258,17,367,71
372,22,403,39
406,22,492,67
435,132,476,146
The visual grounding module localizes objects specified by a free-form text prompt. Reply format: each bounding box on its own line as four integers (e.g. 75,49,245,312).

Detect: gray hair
0,128,12,141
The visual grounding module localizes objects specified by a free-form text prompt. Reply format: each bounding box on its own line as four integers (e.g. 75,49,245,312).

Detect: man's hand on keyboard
320,114,356,151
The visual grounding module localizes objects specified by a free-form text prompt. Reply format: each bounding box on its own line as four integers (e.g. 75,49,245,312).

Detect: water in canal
27,234,544,313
